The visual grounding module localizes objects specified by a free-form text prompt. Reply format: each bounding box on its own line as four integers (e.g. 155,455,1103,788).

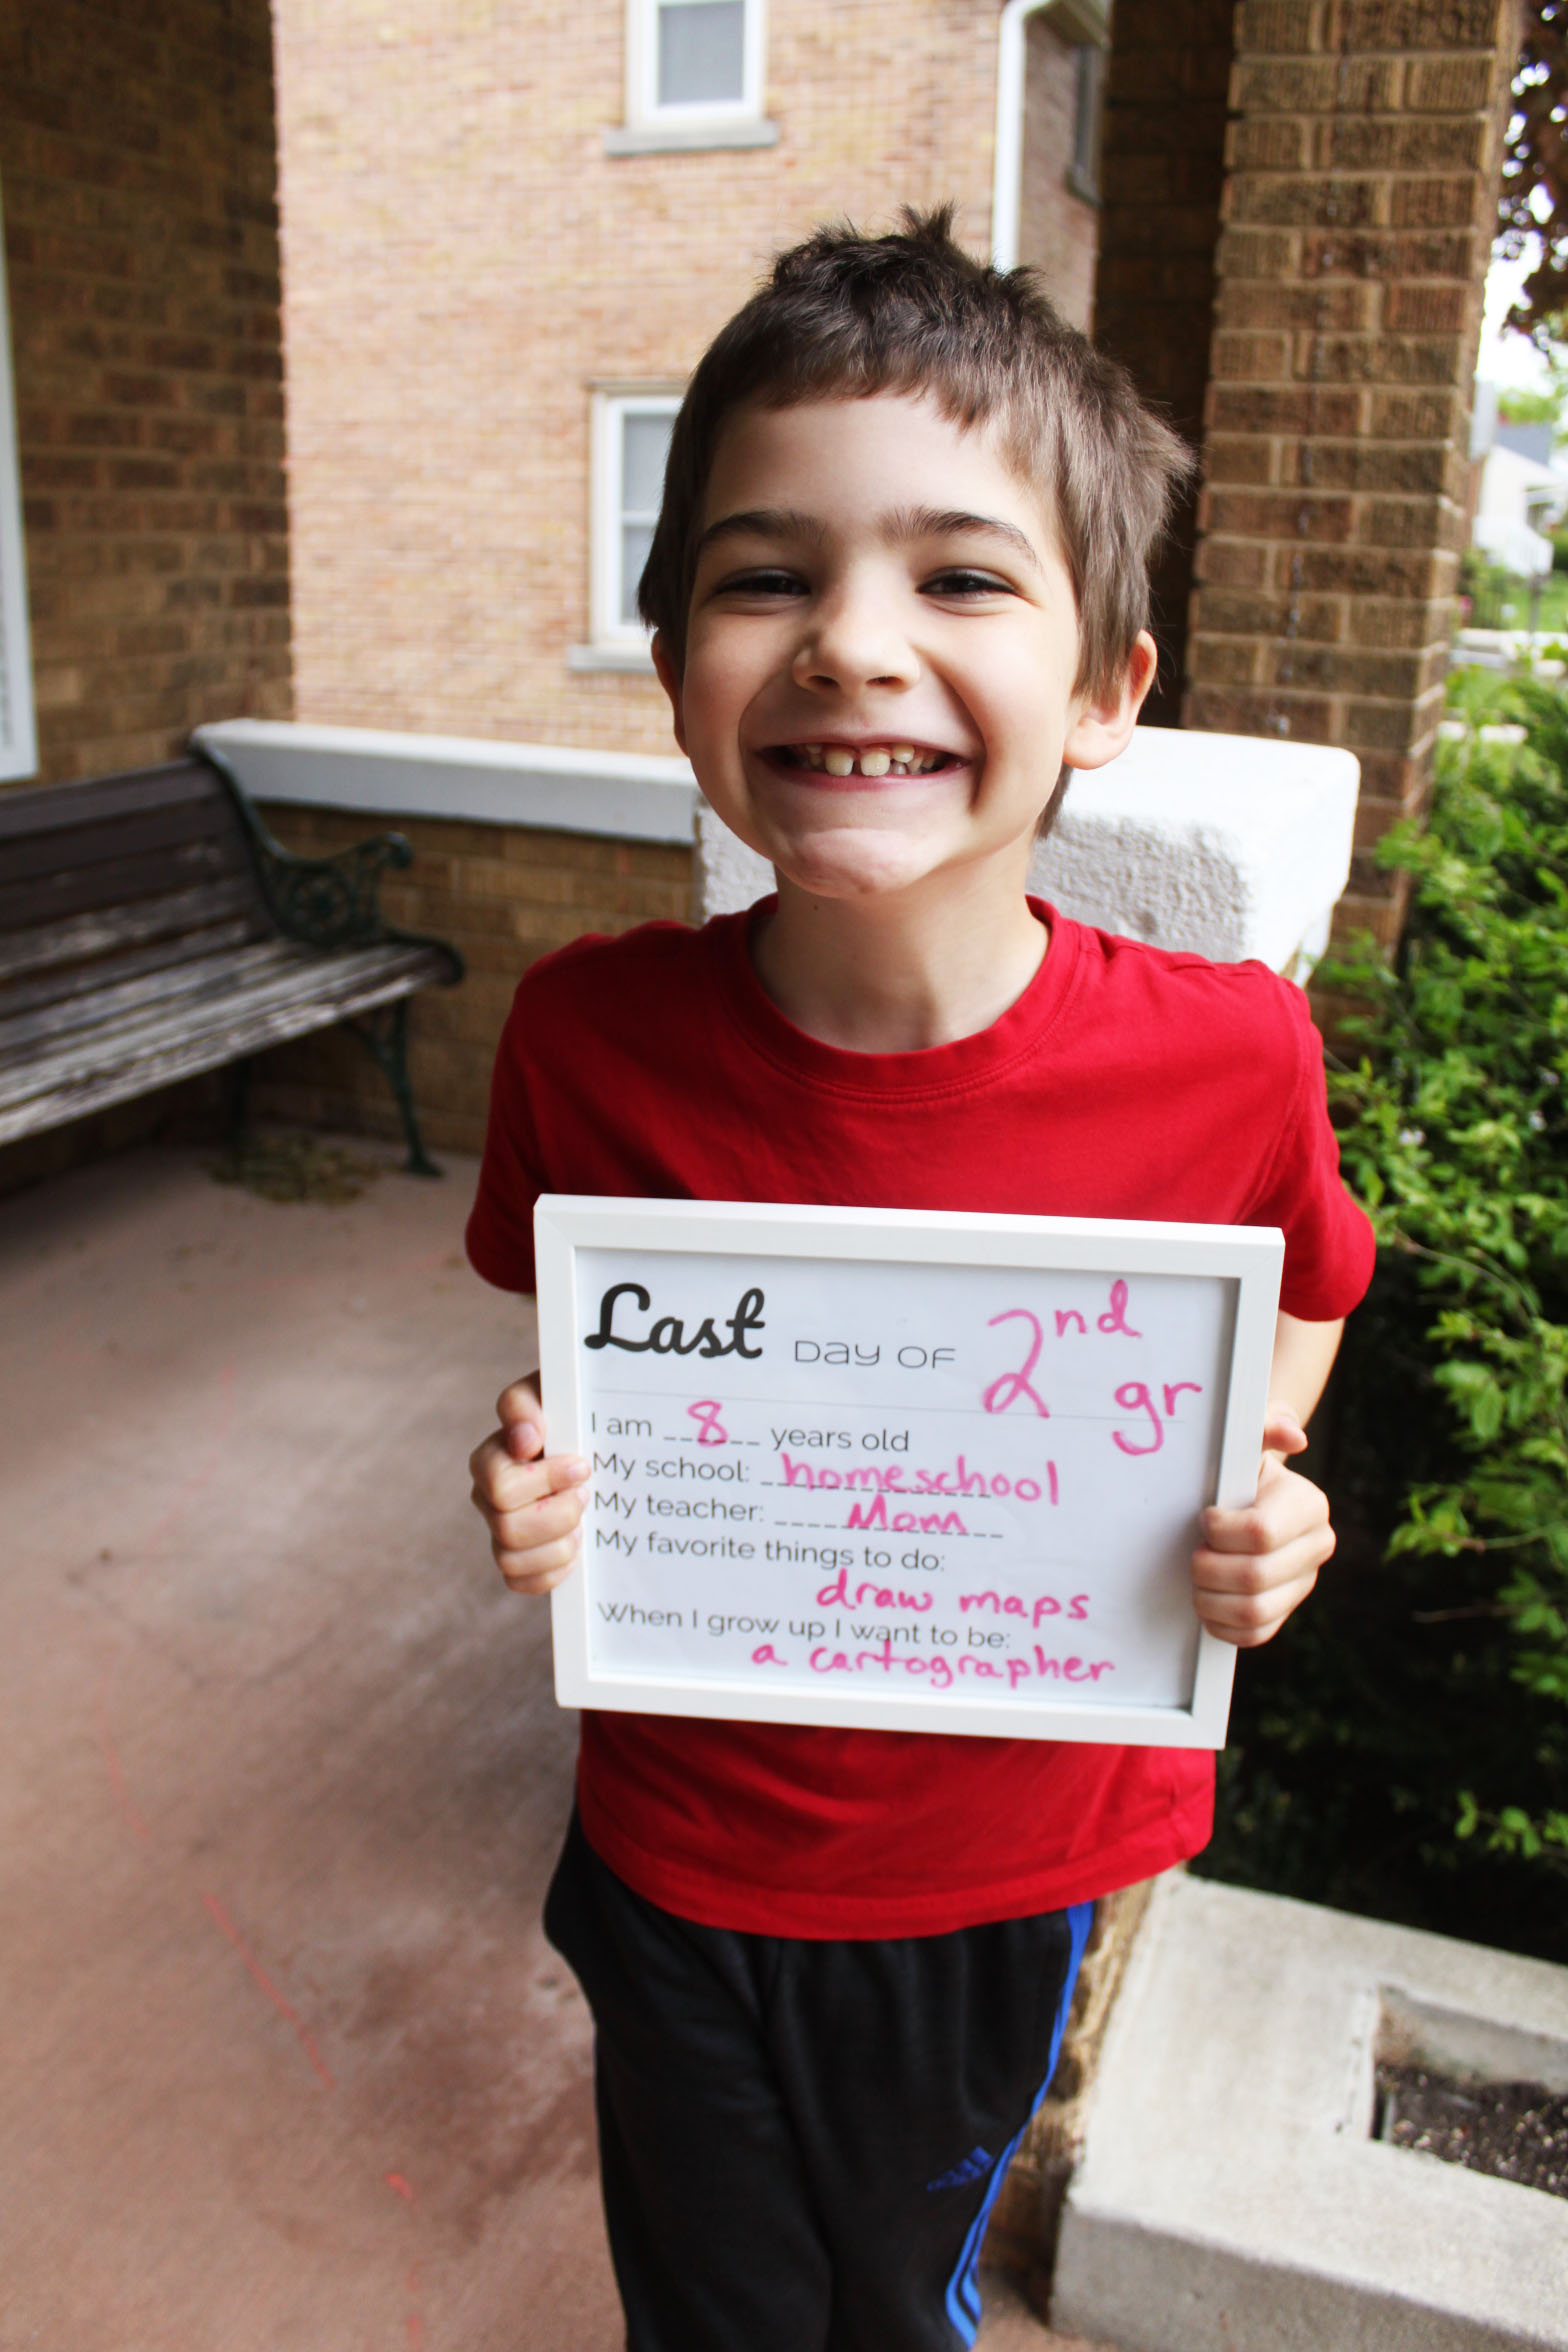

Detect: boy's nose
790,587,919,696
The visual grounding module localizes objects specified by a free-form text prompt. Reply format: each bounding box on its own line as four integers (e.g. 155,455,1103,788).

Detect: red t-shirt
466,902,1374,1937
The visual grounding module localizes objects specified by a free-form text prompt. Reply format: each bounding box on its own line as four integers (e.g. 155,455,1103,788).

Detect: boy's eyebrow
694,504,1044,571
893,507,1045,572
694,507,828,560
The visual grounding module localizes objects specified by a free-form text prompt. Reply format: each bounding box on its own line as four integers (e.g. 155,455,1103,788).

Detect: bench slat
0,938,300,1058
0,789,240,891
0,947,453,1146
0,942,449,1106
0,832,257,935
0,761,217,844
0,918,260,1024
0,879,265,984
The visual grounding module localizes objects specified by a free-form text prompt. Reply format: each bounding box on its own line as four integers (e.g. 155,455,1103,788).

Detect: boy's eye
711,567,804,598
923,567,1013,598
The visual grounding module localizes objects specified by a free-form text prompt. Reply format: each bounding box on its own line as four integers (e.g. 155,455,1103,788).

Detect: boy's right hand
468,1376,591,1594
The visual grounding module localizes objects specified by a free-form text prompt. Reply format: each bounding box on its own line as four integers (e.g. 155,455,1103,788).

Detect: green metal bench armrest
192,741,464,980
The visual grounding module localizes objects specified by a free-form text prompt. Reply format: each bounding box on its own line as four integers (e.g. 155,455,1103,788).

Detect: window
579,390,681,666
656,0,747,109
0,193,36,783
1067,42,1104,206
607,0,774,154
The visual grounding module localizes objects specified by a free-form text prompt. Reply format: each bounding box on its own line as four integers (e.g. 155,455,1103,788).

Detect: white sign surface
536,1198,1283,1747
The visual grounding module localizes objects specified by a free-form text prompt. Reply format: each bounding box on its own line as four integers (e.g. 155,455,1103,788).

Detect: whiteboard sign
536,1198,1283,1748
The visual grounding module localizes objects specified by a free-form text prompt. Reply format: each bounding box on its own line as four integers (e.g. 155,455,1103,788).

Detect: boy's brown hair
638,206,1197,699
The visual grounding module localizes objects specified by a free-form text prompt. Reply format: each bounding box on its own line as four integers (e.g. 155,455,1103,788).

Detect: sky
1477,240,1555,391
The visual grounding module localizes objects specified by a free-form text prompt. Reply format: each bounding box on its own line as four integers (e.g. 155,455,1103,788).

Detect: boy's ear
650,632,688,756
1061,630,1159,773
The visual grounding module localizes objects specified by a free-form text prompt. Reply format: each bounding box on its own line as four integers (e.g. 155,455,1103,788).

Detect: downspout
990,0,1111,272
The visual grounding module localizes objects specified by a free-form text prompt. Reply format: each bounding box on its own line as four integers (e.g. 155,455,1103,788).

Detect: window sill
568,642,658,673
604,118,780,156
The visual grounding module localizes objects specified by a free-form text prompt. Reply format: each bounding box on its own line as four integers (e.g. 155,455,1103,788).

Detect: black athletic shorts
544,1810,1091,2352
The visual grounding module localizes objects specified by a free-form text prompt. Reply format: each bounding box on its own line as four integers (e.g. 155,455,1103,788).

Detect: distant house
1470,396,1568,578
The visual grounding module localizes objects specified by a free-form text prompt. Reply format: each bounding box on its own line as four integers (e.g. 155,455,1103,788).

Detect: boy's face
652,391,1153,908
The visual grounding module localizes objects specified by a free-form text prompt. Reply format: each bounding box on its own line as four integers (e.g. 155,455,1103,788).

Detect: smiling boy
466,211,1373,2351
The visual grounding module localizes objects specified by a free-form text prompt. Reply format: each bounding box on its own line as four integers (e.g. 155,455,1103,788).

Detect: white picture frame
537,1196,1284,1749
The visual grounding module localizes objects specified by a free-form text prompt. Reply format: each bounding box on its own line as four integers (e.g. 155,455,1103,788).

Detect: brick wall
0,0,293,788
1186,0,1522,943
1018,15,1101,332
246,806,694,1156
271,0,1000,757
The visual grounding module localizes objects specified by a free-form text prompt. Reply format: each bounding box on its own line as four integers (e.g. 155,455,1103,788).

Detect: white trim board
195,718,698,846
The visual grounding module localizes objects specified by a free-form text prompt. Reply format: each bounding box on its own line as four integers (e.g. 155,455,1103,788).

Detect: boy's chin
770,838,973,902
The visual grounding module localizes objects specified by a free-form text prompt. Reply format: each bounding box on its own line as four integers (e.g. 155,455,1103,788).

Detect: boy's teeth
791,742,944,775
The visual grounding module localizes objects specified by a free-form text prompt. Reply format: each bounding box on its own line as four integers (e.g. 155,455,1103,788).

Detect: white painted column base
699,727,1361,978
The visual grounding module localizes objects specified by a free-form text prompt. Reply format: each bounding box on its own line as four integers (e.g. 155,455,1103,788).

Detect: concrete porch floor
0,1141,1111,2352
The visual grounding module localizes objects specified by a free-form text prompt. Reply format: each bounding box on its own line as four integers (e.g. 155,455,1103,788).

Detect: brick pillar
1186,0,1520,944
1093,0,1239,726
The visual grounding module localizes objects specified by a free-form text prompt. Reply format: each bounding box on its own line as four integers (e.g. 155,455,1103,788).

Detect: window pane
1073,46,1103,188
621,521,655,624
622,409,674,517
658,0,746,107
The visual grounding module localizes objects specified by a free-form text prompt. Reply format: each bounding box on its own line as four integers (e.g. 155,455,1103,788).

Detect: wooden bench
0,745,464,1172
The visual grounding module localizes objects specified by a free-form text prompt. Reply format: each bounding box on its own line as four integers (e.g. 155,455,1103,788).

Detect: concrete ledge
1052,1874,1568,2352
603,118,779,153
699,728,1360,972
565,641,658,673
194,718,697,846
195,719,1358,967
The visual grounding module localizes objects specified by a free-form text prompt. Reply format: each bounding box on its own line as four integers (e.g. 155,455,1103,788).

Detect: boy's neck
749,864,1050,1054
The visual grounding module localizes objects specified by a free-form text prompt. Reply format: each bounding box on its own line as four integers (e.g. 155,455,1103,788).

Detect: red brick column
1093,0,1239,726
1186,0,1520,942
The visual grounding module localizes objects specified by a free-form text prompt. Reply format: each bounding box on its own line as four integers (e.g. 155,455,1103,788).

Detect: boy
466,211,1372,2350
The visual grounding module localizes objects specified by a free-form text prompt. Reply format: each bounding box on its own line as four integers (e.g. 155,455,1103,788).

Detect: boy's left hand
1189,1403,1334,1648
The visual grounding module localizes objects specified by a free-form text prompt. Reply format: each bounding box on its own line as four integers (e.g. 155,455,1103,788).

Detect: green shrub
1460,548,1528,629
1200,668,1568,1959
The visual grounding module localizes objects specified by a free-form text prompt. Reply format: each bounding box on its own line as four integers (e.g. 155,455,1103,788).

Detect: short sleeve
465,991,548,1294
1247,982,1375,1321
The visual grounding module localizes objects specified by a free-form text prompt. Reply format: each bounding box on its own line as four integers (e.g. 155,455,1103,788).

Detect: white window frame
586,387,683,661
0,187,38,784
625,0,765,134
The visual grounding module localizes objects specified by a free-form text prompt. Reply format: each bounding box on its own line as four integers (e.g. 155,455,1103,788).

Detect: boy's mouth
766,742,959,779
